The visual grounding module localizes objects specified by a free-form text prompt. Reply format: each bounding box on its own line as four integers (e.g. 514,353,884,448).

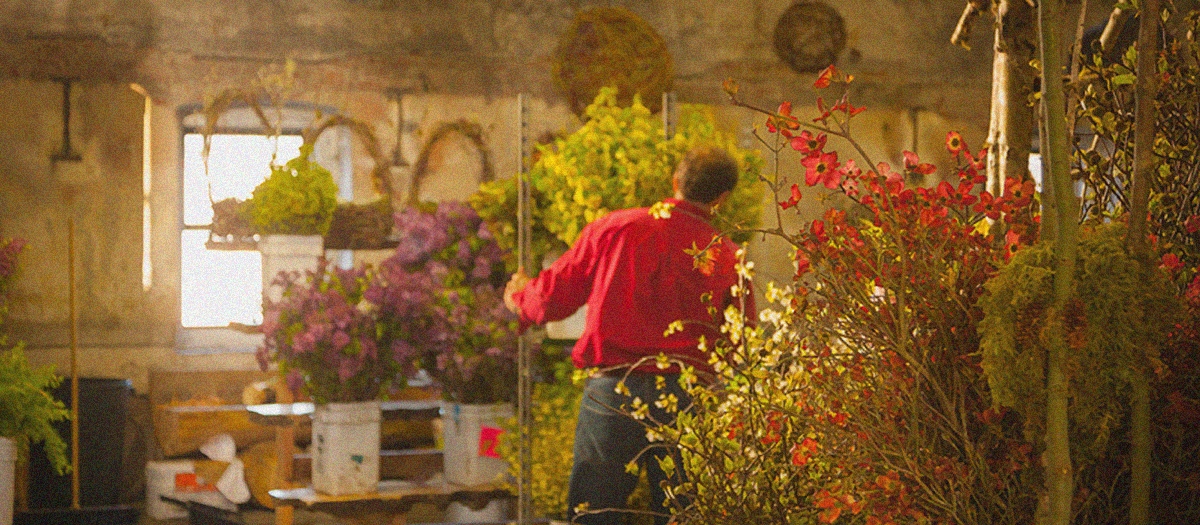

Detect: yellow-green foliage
248,144,339,236
472,87,763,267
498,375,581,520
978,222,1180,459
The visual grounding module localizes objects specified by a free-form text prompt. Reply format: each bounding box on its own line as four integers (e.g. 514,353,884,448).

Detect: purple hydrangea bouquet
257,260,406,403
368,201,524,404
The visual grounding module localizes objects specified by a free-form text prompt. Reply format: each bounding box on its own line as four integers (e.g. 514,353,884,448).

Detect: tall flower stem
1037,0,1078,523
1126,1,1160,523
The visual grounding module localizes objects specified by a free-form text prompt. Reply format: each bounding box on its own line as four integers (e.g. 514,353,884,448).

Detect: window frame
174,101,351,354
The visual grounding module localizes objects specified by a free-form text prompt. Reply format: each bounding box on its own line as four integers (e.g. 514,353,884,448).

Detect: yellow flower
654,393,679,412
648,201,675,219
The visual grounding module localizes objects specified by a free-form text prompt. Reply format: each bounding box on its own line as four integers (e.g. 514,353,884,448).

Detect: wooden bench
269,480,513,525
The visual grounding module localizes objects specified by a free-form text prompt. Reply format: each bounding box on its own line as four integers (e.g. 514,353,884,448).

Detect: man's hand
504,270,531,315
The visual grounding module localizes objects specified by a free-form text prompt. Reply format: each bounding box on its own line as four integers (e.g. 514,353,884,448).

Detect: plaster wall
0,0,1060,392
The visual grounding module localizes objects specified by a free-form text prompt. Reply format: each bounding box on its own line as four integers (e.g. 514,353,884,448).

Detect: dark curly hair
677,146,739,205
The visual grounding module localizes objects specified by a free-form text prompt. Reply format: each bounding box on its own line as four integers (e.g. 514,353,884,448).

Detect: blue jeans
568,373,690,525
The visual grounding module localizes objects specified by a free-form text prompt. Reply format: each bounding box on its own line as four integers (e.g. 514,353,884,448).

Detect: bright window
180,133,304,328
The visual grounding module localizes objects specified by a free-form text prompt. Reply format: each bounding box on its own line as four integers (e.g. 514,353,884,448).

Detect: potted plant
1,238,70,525
248,145,339,302
367,202,524,490
256,260,404,496
0,345,71,519
247,144,338,236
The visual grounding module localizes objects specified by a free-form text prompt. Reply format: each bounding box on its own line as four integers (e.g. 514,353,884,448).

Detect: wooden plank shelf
245,400,441,425
269,480,513,525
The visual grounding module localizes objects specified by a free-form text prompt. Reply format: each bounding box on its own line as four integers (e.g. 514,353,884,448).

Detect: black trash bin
26,377,132,509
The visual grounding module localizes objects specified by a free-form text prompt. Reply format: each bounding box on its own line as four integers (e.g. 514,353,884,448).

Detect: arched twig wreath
408,119,495,206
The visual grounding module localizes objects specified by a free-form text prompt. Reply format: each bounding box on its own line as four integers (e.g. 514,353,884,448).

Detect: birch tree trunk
1126,2,1160,524
986,0,1038,195
1037,0,1078,523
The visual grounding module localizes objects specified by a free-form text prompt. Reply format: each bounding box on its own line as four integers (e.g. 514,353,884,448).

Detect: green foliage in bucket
247,144,339,236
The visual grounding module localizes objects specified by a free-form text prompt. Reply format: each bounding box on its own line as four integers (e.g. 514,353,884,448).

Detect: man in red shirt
504,146,754,525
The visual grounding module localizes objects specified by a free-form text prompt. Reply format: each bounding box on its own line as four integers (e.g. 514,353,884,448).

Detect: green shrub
471,87,763,267
979,221,1180,464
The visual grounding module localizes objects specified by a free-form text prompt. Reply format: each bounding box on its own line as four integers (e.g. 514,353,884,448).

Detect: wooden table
245,401,443,525
245,400,442,425
269,480,513,525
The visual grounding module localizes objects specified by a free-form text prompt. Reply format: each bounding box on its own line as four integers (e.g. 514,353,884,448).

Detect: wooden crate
150,369,278,457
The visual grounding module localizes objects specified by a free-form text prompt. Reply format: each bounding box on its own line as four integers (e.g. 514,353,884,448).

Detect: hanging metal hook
53,78,82,162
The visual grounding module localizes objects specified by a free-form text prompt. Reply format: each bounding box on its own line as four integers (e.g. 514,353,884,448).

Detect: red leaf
1160,253,1184,273
815,495,839,509
819,507,842,523
903,150,936,176
795,254,811,277
1185,215,1200,234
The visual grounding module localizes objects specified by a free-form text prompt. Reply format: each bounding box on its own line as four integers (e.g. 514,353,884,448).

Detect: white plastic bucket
445,499,509,523
312,401,381,495
145,460,195,520
259,234,324,303
0,437,14,525
440,402,512,486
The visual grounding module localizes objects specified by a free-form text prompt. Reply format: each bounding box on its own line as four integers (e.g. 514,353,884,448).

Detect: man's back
515,197,744,372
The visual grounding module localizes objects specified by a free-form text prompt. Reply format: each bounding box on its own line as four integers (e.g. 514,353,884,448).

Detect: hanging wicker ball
552,7,673,116
773,1,847,74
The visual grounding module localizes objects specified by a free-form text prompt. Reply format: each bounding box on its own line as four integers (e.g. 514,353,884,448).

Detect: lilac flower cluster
256,202,524,404
370,202,524,404
258,260,405,403
388,201,507,285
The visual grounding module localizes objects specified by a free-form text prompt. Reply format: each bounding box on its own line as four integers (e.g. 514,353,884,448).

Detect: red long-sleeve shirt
513,198,754,374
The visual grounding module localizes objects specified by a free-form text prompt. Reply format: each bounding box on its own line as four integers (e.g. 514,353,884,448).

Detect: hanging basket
323,200,397,251
199,75,400,252
206,198,258,251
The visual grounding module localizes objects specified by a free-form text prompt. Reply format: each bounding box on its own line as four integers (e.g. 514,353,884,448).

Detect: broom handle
68,215,80,510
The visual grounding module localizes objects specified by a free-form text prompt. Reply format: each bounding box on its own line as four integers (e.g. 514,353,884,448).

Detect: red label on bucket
478,426,503,458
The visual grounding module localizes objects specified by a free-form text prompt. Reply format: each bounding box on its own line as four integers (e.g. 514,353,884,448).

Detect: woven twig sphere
773,1,847,74
552,7,673,116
